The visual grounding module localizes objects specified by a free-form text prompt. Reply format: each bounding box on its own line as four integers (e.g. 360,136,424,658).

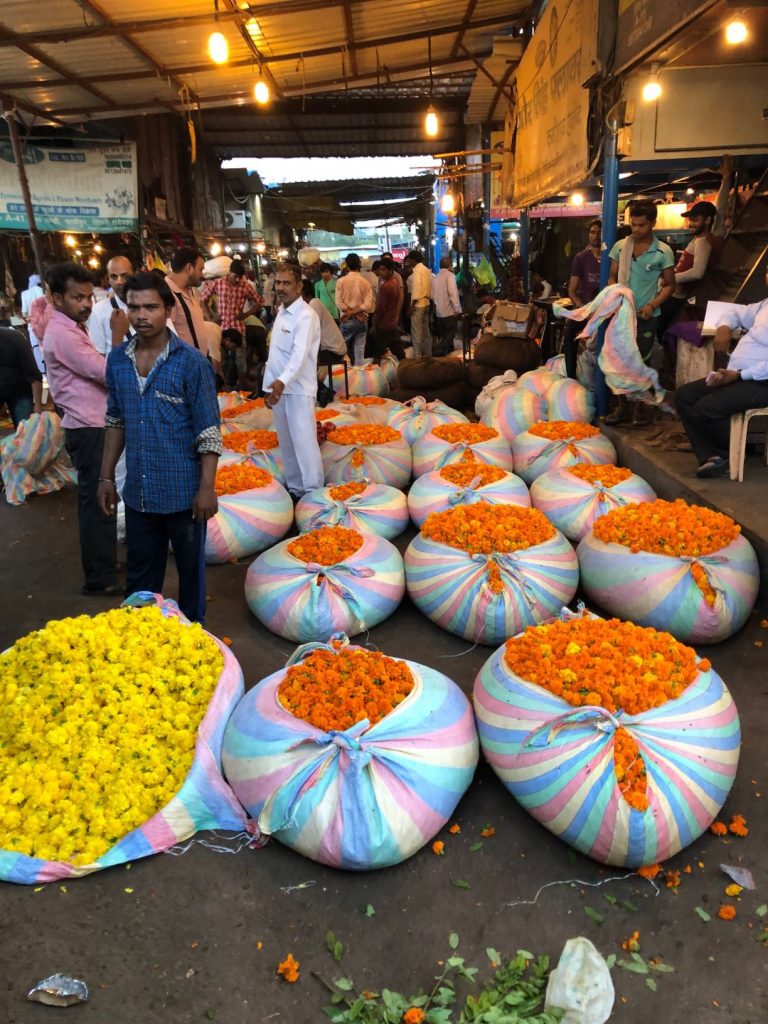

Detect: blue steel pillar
518,208,530,297
595,124,620,418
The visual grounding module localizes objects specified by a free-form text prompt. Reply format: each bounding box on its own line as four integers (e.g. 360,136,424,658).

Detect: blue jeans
341,318,368,365
8,393,33,428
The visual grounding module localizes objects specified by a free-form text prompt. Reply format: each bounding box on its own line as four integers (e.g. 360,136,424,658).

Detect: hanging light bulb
570,192,585,207
88,256,100,268
254,78,270,105
208,31,229,64
65,234,76,247
210,241,222,256
441,192,456,215
642,64,662,102
425,104,439,139
725,20,748,45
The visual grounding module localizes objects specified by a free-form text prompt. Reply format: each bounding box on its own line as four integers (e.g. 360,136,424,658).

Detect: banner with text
0,143,138,232
512,0,598,209
614,0,712,73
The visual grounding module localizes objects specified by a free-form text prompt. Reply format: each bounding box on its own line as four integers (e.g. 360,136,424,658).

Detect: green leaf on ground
364,904,375,917
646,977,658,992
605,954,617,970
617,959,649,975
326,930,337,953
602,893,618,906
486,948,501,965
756,904,768,917
650,962,675,974
618,899,638,912
451,878,471,890
517,950,534,961
334,978,354,991
333,941,344,963
695,906,711,922
584,906,604,924
449,933,459,950
469,842,484,852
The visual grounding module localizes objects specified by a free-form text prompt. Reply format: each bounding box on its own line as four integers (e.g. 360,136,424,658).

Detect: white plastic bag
545,937,614,1024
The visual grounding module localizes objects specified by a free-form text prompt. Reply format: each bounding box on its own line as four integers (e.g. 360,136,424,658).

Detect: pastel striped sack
295,481,409,539
380,352,400,388
577,531,759,644
512,428,616,485
0,593,246,884
545,353,592,389
474,370,518,419
205,477,294,564
481,387,547,443
219,441,287,486
321,432,412,488
544,355,566,377
332,361,391,397
404,530,578,645
217,392,245,412
412,427,514,479
245,532,405,642
473,616,740,867
0,411,77,506
315,409,357,430
517,368,562,398
328,397,402,425
545,378,595,423
407,468,530,529
387,397,468,445
529,467,656,543
221,635,479,870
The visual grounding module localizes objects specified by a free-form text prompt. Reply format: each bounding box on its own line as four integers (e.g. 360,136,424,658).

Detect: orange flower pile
214,464,272,496
315,409,342,421
592,499,741,606
729,813,748,837
220,397,265,418
432,422,498,444
528,420,600,441
439,460,507,488
621,931,641,952
710,821,728,836
327,424,400,447
343,396,387,405
222,429,279,453
287,526,364,566
277,647,414,731
276,954,300,983
432,840,445,855
504,617,709,811
329,481,369,502
718,905,737,921
403,1010,426,1024
637,863,662,879
568,464,633,488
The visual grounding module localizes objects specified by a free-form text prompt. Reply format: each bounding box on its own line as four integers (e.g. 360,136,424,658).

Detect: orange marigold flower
214,464,272,496
449,823,461,834
439,460,507,488
431,422,499,444
683,865,692,873
728,814,749,837
665,870,681,890
528,420,600,441
724,883,743,897
329,481,369,502
621,931,641,952
315,409,342,421
326,424,401,449
709,821,727,836
343,396,387,405
403,1009,426,1024
287,526,364,566
222,429,279,453
221,397,265,418
432,841,445,856
637,863,662,879
568,463,633,488
277,647,414,732
718,904,737,921
480,826,496,838
422,504,555,558
222,636,233,646
276,953,300,982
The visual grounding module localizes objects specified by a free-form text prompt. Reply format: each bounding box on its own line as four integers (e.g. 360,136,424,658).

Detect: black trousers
562,319,582,379
675,377,768,464
434,315,459,355
373,326,405,362
64,426,118,590
124,504,207,623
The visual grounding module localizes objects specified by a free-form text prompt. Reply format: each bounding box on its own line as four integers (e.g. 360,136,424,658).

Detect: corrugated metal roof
465,34,523,124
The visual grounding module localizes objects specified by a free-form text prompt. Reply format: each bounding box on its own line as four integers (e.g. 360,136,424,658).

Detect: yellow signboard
512,0,598,209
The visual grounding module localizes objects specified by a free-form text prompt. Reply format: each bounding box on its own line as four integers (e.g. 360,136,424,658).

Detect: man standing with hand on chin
97,272,221,624
264,263,323,500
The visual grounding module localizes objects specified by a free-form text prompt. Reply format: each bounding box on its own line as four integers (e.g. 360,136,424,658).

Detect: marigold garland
528,421,600,441
222,429,279,453
439,461,507,488
0,606,223,865
220,398,265,418
503,617,709,811
329,481,369,501
592,498,741,606
432,422,498,444
277,647,414,732
567,464,633,488
214,464,272,496
286,525,364,566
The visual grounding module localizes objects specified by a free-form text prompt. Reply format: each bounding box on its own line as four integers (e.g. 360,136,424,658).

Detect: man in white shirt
431,255,461,355
264,263,323,498
335,252,373,365
405,250,432,357
676,275,768,477
21,273,45,372
87,255,134,355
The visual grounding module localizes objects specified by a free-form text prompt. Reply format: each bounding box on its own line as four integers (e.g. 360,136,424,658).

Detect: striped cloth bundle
545,378,595,423
380,353,400,389
332,361,391,397
327,397,403,425
217,392,245,412
474,369,519,419
205,478,294,564
321,432,412,488
517,367,563,398
0,593,246,884
407,468,530,529
481,387,547,443
387,397,468,446
412,428,514,479
512,429,616,485
219,444,287,487
221,636,479,870
0,411,77,506
315,409,358,430
295,481,409,539
544,355,566,377
245,532,405,642
220,407,273,433
473,620,741,867
577,532,759,644
404,530,578,645
530,467,656,543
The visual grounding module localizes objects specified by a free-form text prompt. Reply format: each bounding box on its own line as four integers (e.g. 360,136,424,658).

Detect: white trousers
272,393,324,495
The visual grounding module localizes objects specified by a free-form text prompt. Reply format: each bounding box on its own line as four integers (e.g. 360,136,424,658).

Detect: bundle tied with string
327,396,402,426
512,421,616,485
331,361,390,398
473,609,740,867
205,468,293,565
295,480,409,540
219,429,286,486
412,423,514,479
386,396,468,446
321,425,412,488
577,499,759,644
245,526,405,642
407,461,530,529
221,634,479,870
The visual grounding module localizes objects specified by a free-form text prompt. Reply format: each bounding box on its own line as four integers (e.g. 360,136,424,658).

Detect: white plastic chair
729,408,768,481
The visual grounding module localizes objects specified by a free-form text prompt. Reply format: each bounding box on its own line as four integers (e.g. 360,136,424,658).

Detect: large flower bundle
386,396,468,446
473,611,740,866
328,395,402,426
321,424,412,488
404,503,578,645
578,499,759,643
481,367,594,443
407,459,530,529
245,525,405,642
0,596,245,883
412,422,514,479
512,421,616,485
220,428,286,485
220,397,272,433
206,466,293,565
295,480,409,539
530,464,657,543
217,390,252,413
222,636,478,869
481,387,547,443
474,369,519,419
545,377,595,423
332,361,390,398
315,408,357,429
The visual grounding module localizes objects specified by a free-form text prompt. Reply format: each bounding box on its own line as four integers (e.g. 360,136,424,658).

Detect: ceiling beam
458,42,515,101
450,0,479,59
342,3,359,77
485,56,516,124
0,91,66,126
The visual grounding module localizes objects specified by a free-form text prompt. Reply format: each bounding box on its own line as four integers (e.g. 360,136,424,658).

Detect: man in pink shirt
335,252,373,365
43,262,119,596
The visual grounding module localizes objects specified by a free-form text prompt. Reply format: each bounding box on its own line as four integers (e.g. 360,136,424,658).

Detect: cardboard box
490,301,532,338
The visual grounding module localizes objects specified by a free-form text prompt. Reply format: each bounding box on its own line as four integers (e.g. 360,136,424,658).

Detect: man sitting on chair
676,275,768,478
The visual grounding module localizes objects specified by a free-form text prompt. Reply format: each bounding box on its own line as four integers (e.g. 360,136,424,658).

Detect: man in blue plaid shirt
97,272,221,623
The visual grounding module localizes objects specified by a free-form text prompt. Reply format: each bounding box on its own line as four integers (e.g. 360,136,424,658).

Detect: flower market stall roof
0,0,529,156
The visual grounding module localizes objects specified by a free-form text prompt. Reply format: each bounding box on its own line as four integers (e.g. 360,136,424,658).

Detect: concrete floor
1,486,767,1024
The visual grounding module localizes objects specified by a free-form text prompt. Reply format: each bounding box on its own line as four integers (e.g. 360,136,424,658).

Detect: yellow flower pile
0,606,223,866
